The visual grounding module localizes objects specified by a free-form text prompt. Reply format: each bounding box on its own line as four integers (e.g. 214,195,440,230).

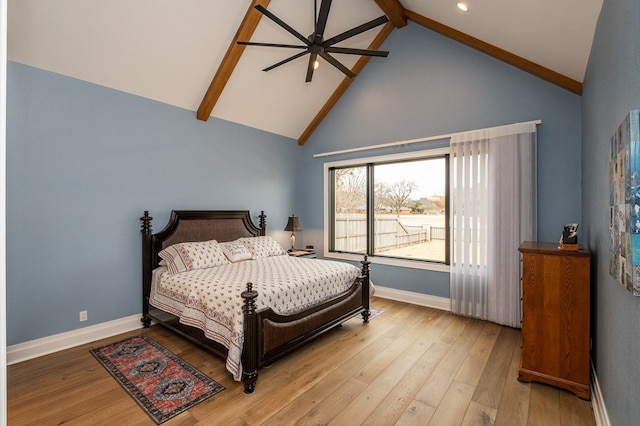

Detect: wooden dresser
518,241,591,400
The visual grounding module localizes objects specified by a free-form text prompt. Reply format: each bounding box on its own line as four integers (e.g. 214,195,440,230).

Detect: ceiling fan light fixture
457,2,469,12
238,0,389,82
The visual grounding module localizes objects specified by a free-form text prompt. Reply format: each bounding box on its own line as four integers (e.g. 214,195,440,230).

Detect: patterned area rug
91,334,224,424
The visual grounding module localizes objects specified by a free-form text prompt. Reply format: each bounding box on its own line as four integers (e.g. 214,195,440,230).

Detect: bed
140,210,371,393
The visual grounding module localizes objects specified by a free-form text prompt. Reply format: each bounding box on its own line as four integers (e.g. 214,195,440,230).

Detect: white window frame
323,147,450,272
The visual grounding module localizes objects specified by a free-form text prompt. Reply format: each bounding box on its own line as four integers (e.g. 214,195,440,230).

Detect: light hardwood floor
8,297,596,425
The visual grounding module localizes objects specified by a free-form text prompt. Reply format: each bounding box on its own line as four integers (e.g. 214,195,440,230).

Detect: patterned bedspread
149,255,362,381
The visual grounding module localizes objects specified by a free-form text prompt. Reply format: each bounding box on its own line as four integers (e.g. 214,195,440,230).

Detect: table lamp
284,215,303,251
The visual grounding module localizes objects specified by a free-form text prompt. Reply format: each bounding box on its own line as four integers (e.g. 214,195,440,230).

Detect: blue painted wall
7,62,297,345
297,22,582,298
7,21,584,345
582,0,640,423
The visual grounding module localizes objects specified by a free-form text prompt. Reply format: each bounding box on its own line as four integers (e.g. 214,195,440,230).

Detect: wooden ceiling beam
200,1,581,144
374,0,407,28
298,21,395,146
196,0,271,121
404,9,583,95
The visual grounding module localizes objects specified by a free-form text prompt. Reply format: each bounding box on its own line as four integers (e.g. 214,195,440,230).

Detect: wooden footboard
241,256,370,393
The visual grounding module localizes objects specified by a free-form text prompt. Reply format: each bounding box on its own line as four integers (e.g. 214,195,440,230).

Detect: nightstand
288,249,316,258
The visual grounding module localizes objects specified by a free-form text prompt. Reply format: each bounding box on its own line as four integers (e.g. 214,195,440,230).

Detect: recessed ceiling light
457,2,469,12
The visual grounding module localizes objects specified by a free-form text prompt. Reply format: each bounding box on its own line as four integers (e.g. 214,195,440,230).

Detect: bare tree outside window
376,179,418,216
334,167,366,213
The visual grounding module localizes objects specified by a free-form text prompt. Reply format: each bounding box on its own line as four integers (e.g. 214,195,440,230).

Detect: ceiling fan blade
306,53,318,82
313,0,332,43
238,41,308,49
255,5,311,46
319,52,356,78
263,50,310,72
324,46,389,57
323,15,389,47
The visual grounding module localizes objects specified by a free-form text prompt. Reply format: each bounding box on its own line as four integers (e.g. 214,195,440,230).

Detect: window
325,148,449,268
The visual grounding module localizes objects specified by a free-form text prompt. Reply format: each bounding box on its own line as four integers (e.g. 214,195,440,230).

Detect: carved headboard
140,210,266,311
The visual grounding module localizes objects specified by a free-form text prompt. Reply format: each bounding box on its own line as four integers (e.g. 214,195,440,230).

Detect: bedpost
360,255,371,323
259,210,266,236
141,211,153,328
241,283,259,394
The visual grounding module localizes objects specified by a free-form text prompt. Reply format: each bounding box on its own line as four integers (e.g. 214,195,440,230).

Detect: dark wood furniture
518,241,591,400
140,210,371,394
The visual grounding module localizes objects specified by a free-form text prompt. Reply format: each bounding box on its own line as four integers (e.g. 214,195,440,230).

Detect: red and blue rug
91,334,224,424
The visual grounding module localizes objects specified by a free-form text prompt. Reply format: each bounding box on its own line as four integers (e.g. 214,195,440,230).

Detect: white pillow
220,240,253,263
238,236,287,259
159,240,229,274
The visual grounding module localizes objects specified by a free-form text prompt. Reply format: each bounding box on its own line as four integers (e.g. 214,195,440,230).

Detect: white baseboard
373,285,451,311
591,362,611,426
7,314,144,365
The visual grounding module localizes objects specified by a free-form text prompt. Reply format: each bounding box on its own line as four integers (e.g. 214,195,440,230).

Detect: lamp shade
284,215,303,232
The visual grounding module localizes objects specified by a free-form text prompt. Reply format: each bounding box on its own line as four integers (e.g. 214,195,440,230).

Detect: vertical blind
450,122,537,327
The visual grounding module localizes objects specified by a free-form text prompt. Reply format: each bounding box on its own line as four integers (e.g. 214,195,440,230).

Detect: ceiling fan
238,0,389,82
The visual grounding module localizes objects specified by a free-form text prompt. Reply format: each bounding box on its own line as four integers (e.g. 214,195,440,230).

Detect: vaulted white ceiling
8,0,603,142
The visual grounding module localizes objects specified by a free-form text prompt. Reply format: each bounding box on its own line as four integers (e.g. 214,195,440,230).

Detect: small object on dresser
559,223,579,251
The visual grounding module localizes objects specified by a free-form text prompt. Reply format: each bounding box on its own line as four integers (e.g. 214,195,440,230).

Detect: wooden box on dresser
517,241,591,400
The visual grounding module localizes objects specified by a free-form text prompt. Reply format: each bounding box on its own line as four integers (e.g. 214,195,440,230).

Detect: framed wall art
609,110,640,295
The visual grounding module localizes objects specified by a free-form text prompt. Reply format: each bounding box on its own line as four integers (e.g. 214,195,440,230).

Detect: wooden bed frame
140,210,371,393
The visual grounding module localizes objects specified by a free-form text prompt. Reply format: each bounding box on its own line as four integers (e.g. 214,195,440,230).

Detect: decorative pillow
220,240,253,263
239,236,287,259
159,240,229,274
